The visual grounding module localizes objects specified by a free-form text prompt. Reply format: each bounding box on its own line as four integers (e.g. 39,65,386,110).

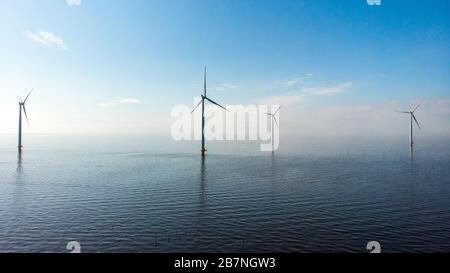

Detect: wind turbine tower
191,67,227,156
267,105,281,152
18,89,33,152
397,101,423,148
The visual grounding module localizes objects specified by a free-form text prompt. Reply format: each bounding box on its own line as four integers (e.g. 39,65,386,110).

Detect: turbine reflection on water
16,152,23,177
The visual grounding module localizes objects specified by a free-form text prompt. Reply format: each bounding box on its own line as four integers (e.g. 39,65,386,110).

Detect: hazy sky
0,0,449,136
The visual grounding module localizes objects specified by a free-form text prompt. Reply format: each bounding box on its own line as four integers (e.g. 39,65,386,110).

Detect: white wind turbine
267,105,281,152
191,67,228,156
397,100,423,148
18,89,33,151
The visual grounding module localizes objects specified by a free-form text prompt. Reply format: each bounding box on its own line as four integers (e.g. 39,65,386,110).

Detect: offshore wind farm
1,0,450,255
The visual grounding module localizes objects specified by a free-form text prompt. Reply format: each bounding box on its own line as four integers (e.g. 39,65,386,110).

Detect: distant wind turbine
267,105,281,152
18,89,33,151
397,100,423,147
191,67,227,156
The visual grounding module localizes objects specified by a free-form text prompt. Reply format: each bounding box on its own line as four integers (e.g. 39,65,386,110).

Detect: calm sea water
0,135,449,253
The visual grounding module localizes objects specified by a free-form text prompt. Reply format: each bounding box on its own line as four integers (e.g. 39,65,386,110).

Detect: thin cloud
213,83,238,91
281,76,304,87
99,98,141,107
26,30,67,49
280,73,313,87
304,82,353,95
260,82,353,106
66,0,81,6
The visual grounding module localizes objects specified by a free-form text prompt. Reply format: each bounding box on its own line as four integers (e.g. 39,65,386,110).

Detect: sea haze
0,135,449,252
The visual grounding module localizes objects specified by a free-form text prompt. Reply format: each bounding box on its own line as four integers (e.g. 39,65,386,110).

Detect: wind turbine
18,89,33,151
191,67,227,156
267,105,281,152
397,100,423,148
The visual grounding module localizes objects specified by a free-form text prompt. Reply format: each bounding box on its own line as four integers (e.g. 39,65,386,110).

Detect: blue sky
0,0,449,136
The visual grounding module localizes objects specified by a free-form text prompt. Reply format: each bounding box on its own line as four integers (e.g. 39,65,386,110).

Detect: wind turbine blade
412,99,424,113
23,105,30,126
205,97,228,111
273,116,279,128
273,105,282,115
23,89,33,103
18,96,23,103
396,111,410,114
204,66,207,97
191,99,203,113
412,113,420,129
